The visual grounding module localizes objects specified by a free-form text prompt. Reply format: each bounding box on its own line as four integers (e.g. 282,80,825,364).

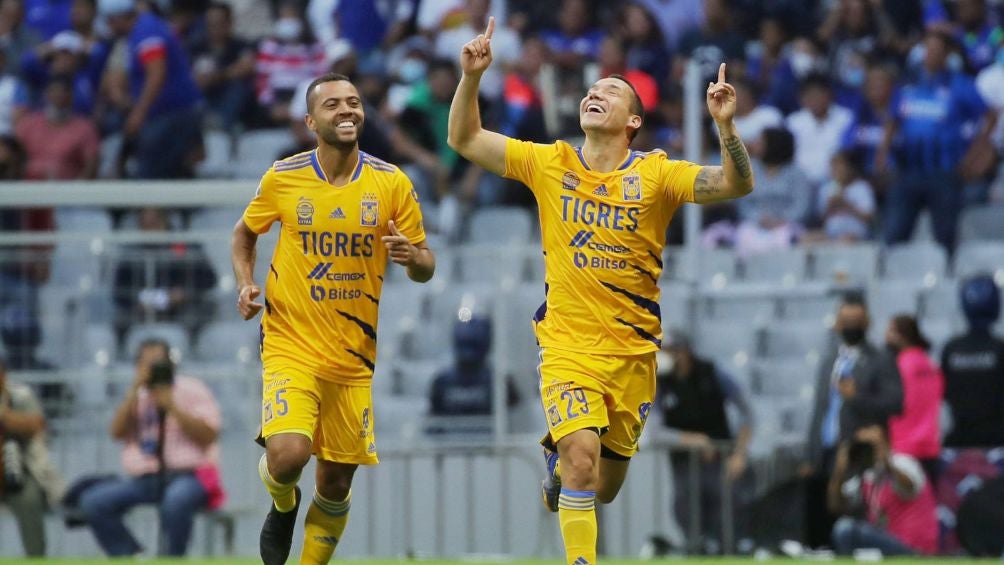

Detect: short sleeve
393,171,427,245
503,138,553,192
242,168,281,234
659,154,701,205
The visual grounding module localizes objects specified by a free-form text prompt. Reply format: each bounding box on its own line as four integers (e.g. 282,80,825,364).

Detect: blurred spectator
841,62,896,180
635,0,704,51
307,0,415,73
941,274,1004,448
417,0,507,37
112,207,217,338
597,37,657,111
803,298,902,549
763,36,827,115
80,340,222,557
399,58,463,200
24,0,73,39
435,0,520,102
885,315,943,483
651,328,753,555
674,0,744,83
15,76,99,179
731,127,810,255
100,0,203,179
713,77,781,152
744,16,788,105
427,315,519,431
827,425,938,556
929,0,1002,73
816,0,900,105
0,0,42,75
815,149,875,242
0,357,66,556
0,49,28,134
500,35,548,141
189,2,254,131
880,29,994,251
69,0,97,41
615,2,670,85
19,29,106,116
785,73,853,187
538,0,604,69
254,0,326,125
162,0,209,58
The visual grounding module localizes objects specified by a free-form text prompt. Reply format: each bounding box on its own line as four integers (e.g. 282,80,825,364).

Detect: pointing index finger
718,62,726,84
485,16,495,41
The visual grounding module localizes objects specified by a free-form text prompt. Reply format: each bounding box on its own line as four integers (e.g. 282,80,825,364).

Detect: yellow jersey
504,139,700,355
242,149,426,384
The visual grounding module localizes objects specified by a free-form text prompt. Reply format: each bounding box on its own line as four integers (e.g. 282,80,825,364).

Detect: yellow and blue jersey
242,149,426,384
504,139,699,355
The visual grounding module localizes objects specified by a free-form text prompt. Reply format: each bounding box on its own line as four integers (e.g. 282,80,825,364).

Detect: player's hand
237,284,264,320
459,16,494,77
382,220,418,267
151,385,174,412
706,63,737,126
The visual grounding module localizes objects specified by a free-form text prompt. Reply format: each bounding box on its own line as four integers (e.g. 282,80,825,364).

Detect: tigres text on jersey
504,139,699,355
242,149,426,383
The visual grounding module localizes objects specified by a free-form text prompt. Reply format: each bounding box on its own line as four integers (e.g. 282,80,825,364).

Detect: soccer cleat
541,445,561,512
260,486,301,565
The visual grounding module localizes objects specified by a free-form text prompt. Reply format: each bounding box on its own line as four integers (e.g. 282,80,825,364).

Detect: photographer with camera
827,425,938,556
79,338,222,557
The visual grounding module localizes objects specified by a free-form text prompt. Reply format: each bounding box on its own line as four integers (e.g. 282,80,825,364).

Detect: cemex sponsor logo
569,230,631,254
306,263,366,281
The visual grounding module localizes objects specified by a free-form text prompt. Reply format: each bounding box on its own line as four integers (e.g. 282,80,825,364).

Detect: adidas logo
573,557,590,565
592,185,609,197
313,535,340,546
329,207,346,219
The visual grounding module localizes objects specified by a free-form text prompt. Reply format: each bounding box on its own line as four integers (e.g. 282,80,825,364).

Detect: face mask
398,58,427,84
274,18,302,42
842,66,865,88
790,51,817,78
841,327,866,346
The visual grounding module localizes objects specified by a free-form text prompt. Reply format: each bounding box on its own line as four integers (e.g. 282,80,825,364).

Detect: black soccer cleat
260,486,301,565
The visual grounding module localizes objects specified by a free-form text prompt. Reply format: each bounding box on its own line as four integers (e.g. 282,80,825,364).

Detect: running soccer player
231,72,435,565
447,19,754,565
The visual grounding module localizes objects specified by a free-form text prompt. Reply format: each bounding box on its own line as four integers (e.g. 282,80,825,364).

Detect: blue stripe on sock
559,488,596,499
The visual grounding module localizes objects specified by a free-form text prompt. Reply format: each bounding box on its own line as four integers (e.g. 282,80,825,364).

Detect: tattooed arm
695,63,755,204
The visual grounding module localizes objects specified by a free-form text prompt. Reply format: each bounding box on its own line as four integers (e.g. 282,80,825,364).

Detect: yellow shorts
538,347,656,458
261,366,378,465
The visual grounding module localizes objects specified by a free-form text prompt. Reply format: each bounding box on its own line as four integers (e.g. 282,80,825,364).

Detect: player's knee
560,453,599,490
267,447,311,483
595,487,619,504
316,463,356,501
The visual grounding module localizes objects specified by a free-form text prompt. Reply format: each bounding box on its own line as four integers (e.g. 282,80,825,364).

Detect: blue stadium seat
742,247,807,284
810,244,879,284
467,207,535,244
954,241,1004,279
123,322,191,362
883,242,948,284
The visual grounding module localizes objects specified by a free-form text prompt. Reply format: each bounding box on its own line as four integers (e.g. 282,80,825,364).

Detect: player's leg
555,428,602,565
259,368,320,565
300,381,378,564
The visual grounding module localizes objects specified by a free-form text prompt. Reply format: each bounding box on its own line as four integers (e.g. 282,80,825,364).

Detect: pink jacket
889,348,944,459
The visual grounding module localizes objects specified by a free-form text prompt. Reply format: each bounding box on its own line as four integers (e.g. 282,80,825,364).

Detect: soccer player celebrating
232,73,435,565
448,19,754,565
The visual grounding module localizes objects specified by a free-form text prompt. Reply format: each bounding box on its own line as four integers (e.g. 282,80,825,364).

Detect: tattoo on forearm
722,135,752,179
694,167,725,196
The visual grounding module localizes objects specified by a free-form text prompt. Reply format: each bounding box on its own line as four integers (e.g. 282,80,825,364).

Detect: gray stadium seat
696,248,739,287
698,293,775,323
753,358,817,400
659,281,693,328
195,130,235,179
55,208,112,232
454,244,524,284
189,206,246,231
123,322,191,362
393,359,442,397
883,242,948,284
760,321,830,361
49,240,106,291
36,285,80,367
778,293,840,321
402,283,495,361
919,280,964,324
194,320,260,364
81,323,117,368
377,281,429,360
467,207,534,245
232,129,294,179
693,321,756,366
525,248,545,283
959,204,1004,242
810,244,879,284
954,241,1004,279
98,133,123,179
503,282,546,384
373,392,429,439
867,280,921,335
742,247,807,284
919,316,962,360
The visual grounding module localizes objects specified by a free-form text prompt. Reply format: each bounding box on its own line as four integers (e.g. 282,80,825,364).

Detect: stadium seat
693,319,756,361
98,133,123,179
742,247,807,284
883,242,948,284
373,392,429,439
55,207,112,232
810,244,879,284
36,285,81,368
377,281,429,359
696,248,739,287
81,323,117,368
49,239,106,291
959,204,1004,242
123,322,191,362
503,282,547,382
659,281,693,328
760,320,830,361
919,316,962,360
195,130,235,179
189,206,246,231
525,247,545,283
752,358,817,400
919,280,964,325
454,244,525,285
393,359,442,397
698,293,776,323
194,320,260,364
467,207,535,245
867,280,921,339
777,293,840,321
231,129,294,179
954,241,1004,279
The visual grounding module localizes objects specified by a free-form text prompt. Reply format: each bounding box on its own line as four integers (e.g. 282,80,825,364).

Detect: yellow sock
258,453,299,512
558,488,597,565
301,488,350,565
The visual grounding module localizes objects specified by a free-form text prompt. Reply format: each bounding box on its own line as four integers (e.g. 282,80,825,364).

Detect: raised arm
447,16,509,177
694,63,755,204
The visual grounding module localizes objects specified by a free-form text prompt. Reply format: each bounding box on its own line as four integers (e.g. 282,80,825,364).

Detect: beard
316,121,363,149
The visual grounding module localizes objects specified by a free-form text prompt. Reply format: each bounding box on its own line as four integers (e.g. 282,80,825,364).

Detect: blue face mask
398,58,427,84
842,66,866,88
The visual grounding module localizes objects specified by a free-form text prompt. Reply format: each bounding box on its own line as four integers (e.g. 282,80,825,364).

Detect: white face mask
274,17,303,42
398,58,426,84
790,51,818,78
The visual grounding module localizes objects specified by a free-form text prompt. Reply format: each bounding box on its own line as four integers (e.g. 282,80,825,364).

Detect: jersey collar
310,149,366,184
574,146,637,172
